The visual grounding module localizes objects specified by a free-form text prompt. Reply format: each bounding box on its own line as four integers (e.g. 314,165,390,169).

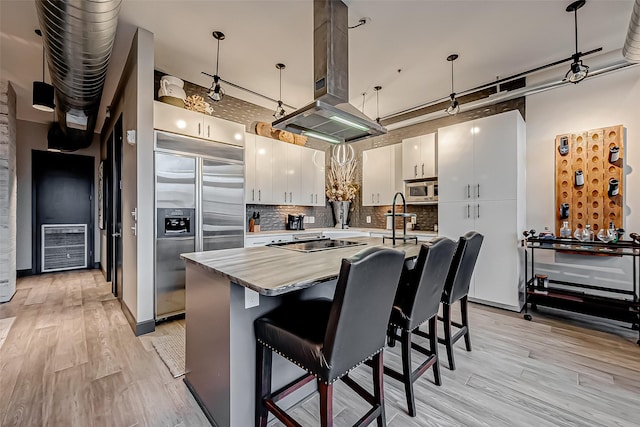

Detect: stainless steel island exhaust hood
272,0,386,144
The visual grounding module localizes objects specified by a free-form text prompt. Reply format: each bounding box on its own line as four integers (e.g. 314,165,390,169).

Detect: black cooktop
268,238,366,253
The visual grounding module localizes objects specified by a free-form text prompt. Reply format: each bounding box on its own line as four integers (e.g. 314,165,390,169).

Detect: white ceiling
0,0,635,133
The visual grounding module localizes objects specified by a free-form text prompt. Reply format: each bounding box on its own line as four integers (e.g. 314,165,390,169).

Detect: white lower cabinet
245,234,293,247
437,111,525,311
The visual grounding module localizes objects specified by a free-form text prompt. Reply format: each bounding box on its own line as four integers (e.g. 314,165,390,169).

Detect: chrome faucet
383,192,417,246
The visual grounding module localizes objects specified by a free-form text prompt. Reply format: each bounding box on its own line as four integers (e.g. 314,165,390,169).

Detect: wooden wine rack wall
555,125,624,236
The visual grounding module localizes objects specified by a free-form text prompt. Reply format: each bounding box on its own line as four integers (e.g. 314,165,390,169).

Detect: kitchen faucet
383,192,418,246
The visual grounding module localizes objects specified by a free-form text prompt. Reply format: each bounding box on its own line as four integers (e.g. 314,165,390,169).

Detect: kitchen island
181,237,425,427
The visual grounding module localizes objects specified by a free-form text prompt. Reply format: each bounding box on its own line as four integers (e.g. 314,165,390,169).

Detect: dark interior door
112,115,124,299
32,151,94,274
105,130,113,284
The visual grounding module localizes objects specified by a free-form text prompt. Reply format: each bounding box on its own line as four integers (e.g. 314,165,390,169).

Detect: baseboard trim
120,299,156,336
17,269,33,278
93,262,101,270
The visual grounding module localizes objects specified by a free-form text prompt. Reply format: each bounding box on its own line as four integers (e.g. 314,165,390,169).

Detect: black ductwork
36,0,121,151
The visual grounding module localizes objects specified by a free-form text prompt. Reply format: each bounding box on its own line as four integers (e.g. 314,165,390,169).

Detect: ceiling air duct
35,0,122,151
623,0,640,62
272,0,386,144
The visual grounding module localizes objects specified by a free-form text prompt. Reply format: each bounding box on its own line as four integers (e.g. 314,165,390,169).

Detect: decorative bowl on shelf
158,95,185,108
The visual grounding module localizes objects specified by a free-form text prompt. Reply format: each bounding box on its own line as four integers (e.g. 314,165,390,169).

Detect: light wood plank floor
1,271,639,426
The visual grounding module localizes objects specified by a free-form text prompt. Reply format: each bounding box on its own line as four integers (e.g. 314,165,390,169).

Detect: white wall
526,65,640,290
15,120,101,271
100,27,154,328
0,81,17,302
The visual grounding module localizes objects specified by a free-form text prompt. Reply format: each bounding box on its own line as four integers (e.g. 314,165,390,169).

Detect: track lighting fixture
564,0,589,84
32,29,54,112
445,54,460,116
207,31,225,102
273,63,286,119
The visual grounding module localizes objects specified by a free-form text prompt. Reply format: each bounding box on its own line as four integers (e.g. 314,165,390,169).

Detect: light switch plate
245,288,259,309
366,216,371,223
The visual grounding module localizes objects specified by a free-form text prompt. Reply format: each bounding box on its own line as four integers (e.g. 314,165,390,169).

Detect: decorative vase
332,201,350,229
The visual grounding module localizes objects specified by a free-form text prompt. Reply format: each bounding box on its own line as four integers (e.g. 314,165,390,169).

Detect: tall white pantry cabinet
437,110,526,311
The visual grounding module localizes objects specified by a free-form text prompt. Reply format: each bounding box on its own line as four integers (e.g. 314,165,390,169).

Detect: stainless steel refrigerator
155,131,244,319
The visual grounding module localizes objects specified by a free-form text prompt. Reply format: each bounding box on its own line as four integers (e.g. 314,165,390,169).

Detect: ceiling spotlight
564,0,589,84
273,63,286,119
445,54,460,116
32,29,54,112
207,31,226,102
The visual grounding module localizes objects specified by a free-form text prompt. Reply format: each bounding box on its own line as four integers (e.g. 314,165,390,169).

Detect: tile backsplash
246,203,436,232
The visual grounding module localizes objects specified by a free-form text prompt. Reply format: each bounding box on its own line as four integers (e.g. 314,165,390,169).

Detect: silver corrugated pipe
35,0,121,151
623,0,640,62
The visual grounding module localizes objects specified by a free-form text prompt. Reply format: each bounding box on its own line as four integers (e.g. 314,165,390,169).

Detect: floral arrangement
326,158,358,202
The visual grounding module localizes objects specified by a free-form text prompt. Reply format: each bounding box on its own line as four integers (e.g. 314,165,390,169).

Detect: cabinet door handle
414,165,418,177
477,184,480,198
258,190,261,201
315,194,318,204
252,189,255,201
198,123,201,135
207,125,210,138
467,204,470,219
289,192,292,203
311,194,314,204
372,194,374,203
467,184,471,199
285,192,287,202
421,163,425,176
477,204,480,218
377,193,380,203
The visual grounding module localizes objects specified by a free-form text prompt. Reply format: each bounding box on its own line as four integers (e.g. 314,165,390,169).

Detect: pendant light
445,54,460,116
208,31,225,102
374,85,382,123
564,0,589,84
273,63,286,119
32,29,54,112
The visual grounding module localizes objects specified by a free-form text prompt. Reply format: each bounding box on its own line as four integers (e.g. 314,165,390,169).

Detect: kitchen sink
267,238,366,253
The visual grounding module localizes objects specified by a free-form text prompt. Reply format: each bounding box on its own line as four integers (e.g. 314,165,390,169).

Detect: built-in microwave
405,180,438,204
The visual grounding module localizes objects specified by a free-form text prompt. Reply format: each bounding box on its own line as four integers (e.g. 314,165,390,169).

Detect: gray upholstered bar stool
385,237,456,416
254,247,405,427
440,231,484,370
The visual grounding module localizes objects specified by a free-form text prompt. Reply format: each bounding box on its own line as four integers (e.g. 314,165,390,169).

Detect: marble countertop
245,227,438,238
181,237,427,296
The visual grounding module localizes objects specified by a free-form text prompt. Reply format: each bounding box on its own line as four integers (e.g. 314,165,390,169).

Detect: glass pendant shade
331,143,355,166
32,81,55,112
445,94,459,115
566,60,588,83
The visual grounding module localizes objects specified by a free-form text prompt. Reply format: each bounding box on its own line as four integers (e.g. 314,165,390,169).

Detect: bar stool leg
372,352,386,427
255,343,272,427
461,296,472,351
319,381,334,427
401,329,416,417
443,303,455,370
429,316,442,386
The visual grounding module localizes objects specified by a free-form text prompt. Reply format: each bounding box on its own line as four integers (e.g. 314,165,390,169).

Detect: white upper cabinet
154,101,204,138
437,120,475,203
362,144,402,206
154,101,245,146
402,133,436,180
301,149,326,206
245,135,325,206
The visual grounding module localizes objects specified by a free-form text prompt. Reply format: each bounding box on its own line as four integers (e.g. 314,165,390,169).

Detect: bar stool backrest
406,237,457,329
323,247,404,381
443,231,484,305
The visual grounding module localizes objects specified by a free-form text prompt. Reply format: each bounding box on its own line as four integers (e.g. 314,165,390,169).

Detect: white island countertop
181,236,427,296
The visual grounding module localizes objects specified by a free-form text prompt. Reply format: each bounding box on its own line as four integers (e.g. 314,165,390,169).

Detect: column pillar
0,80,17,302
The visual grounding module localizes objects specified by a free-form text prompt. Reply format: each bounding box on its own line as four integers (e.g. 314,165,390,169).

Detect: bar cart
523,236,640,345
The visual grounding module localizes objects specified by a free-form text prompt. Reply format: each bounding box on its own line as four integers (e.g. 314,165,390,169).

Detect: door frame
31,150,95,275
